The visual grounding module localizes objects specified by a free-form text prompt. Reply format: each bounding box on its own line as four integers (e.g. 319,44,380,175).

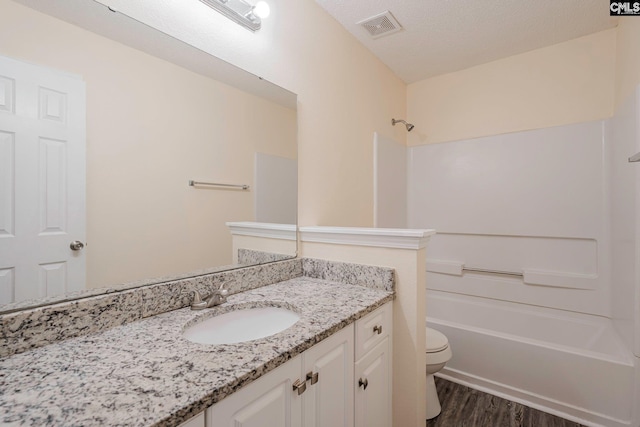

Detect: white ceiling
314,0,618,83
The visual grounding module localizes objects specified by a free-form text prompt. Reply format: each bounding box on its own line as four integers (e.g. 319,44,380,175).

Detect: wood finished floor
426,378,586,427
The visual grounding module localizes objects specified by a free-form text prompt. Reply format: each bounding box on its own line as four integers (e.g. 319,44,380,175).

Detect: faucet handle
183,289,208,310
191,290,203,303
182,289,203,301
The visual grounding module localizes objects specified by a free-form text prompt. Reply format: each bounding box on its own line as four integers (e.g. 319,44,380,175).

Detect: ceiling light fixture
198,0,270,32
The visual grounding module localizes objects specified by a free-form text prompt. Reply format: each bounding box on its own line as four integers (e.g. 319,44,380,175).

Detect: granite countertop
0,276,393,427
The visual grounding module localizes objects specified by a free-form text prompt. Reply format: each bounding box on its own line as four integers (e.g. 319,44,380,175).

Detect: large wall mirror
0,0,297,313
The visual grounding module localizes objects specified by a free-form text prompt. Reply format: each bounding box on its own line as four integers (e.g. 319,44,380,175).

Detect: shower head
392,118,414,132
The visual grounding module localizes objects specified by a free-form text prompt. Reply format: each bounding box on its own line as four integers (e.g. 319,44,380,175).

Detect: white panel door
0,55,86,304
303,325,354,427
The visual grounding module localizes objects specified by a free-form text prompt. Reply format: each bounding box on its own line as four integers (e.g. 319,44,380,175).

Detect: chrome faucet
188,284,228,310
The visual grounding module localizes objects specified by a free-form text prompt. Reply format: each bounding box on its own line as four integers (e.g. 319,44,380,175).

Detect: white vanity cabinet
206,353,304,427
354,303,392,427
302,324,354,427
179,412,205,427
207,324,354,427
205,302,392,427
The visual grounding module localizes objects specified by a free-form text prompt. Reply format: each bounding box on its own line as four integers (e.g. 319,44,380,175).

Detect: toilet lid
426,327,449,353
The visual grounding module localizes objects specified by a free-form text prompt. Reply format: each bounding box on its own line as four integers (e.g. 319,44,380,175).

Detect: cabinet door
178,412,205,427
303,325,354,427
354,337,390,427
207,355,303,427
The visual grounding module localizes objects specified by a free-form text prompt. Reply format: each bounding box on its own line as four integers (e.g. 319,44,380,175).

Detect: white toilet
426,327,452,420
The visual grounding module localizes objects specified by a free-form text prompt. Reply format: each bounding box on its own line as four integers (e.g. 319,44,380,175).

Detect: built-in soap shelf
426,260,597,290
628,152,640,162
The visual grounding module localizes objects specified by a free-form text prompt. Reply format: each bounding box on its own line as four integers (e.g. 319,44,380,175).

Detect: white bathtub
427,290,636,427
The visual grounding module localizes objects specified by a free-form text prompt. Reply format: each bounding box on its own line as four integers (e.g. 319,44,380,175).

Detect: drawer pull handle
306,371,319,385
293,379,307,395
373,325,383,335
358,377,368,390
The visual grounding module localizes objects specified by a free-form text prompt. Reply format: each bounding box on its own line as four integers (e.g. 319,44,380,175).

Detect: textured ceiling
314,0,618,83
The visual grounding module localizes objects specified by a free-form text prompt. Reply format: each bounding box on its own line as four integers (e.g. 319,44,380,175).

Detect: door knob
70,241,85,251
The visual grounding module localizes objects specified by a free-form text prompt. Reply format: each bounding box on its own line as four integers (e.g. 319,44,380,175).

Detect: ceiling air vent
358,11,403,39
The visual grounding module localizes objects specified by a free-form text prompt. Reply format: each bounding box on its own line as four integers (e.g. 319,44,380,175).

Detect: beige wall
94,0,408,228
301,241,427,427
231,235,296,264
407,29,617,145
615,18,640,107
0,1,296,288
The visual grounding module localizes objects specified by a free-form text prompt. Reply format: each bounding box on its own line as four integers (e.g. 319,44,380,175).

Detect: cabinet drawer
355,302,391,360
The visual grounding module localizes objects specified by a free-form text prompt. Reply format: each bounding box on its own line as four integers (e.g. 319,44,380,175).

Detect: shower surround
374,85,640,426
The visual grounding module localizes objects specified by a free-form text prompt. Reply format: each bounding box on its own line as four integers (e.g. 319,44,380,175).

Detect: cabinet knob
306,371,319,385
293,379,307,395
373,325,383,335
358,377,368,390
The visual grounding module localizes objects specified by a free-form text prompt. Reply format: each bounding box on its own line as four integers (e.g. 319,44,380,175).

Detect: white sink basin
183,306,300,345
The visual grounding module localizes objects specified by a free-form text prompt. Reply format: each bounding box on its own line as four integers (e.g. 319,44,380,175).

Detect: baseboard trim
437,368,632,427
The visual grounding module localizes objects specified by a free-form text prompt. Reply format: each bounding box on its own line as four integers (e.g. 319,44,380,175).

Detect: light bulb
253,1,270,19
